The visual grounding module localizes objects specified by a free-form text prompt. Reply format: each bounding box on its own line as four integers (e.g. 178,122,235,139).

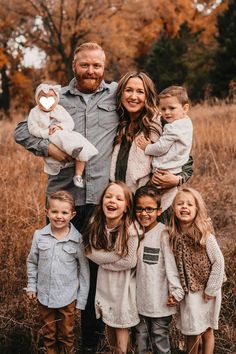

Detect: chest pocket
98,103,118,130
62,103,85,134
38,242,51,258
62,104,77,118
62,244,77,262
143,246,160,265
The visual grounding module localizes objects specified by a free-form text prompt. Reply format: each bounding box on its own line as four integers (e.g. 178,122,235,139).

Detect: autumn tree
0,1,39,112
0,0,229,109
0,50,10,112
0,7,16,112
4,0,225,82
4,0,134,84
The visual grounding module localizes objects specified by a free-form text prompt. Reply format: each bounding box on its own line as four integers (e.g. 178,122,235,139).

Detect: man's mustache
81,75,100,80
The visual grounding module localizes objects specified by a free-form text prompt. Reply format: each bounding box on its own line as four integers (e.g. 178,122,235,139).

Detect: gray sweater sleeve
14,120,49,157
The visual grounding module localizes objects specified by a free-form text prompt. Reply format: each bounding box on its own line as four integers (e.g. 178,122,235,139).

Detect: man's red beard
75,74,104,93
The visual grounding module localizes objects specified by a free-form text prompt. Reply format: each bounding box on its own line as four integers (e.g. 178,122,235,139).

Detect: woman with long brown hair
110,71,162,192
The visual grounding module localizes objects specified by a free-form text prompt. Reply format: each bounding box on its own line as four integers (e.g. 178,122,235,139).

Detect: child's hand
203,292,215,303
135,135,151,150
49,124,62,135
166,295,179,307
26,291,37,300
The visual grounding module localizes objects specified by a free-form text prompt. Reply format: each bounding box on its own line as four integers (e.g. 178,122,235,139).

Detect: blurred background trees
210,0,236,98
0,0,235,112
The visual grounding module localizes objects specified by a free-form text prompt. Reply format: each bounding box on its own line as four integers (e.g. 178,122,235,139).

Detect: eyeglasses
135,207,159,214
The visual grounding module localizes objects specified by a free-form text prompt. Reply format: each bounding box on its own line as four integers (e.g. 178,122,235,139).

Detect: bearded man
14,42,119,352
15,42,119,215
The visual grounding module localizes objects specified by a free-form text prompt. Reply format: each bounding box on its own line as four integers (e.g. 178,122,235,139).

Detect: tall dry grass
0,103,235,353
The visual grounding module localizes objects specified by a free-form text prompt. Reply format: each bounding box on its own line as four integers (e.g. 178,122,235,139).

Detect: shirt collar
41,223,79,242
61,77,110,96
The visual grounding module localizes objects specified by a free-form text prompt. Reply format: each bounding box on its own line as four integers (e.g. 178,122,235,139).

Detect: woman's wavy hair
83,181,134,256
169,188,214,248
114,71,160,145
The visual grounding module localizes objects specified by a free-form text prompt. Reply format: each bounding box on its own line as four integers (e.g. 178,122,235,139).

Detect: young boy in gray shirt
26,190,89,353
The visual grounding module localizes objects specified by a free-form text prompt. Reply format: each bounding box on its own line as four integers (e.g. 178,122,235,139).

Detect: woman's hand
135,135,151,151
48,143,73,163
152,169,180,189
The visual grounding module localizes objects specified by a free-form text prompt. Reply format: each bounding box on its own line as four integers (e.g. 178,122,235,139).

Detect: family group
14,42,225,354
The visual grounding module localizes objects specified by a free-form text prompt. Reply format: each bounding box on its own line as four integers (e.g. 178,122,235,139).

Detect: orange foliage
0,50,8,69
10,71,34,108
0,0,229,95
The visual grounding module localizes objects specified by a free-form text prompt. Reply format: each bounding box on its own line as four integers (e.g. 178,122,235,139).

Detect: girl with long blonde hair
168,187,225,354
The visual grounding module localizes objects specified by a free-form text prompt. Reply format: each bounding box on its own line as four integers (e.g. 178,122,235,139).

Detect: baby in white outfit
27,83,98,187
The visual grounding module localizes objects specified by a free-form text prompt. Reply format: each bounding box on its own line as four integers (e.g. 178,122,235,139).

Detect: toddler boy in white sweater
136,85,193,212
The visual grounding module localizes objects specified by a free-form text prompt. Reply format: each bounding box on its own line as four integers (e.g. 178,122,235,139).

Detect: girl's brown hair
114,72,161,145
83,182,134,256
169,187,214,248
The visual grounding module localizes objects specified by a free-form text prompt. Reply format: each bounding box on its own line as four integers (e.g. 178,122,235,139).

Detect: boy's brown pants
38,300,76,354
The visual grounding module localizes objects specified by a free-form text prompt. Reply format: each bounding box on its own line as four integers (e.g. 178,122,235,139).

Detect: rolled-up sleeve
14,120,49,157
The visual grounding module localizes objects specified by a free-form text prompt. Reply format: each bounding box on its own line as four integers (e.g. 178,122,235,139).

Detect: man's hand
26,291,37,300
135,135,151,151
49,124,63,135
48,143,73,163
203,293,215,303
152,169,179,189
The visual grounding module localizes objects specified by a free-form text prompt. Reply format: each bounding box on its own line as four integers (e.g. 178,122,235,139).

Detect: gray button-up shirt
14,78,119,205
27,223,90,309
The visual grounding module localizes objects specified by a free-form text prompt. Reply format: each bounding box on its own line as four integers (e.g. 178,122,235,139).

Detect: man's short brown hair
74,42,106,60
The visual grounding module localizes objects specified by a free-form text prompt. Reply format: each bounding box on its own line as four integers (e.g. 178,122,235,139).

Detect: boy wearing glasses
133,185,184,354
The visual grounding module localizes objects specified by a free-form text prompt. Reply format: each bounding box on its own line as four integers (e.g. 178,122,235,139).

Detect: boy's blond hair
158,86,189,106
47,190,75,211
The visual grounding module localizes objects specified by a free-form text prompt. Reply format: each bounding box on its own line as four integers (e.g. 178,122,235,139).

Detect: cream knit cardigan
110,116,162,193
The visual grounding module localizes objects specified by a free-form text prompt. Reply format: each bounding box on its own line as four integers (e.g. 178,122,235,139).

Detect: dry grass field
0,102,235,353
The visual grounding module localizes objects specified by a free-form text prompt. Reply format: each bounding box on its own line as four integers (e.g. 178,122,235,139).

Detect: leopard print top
173,234,211,293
